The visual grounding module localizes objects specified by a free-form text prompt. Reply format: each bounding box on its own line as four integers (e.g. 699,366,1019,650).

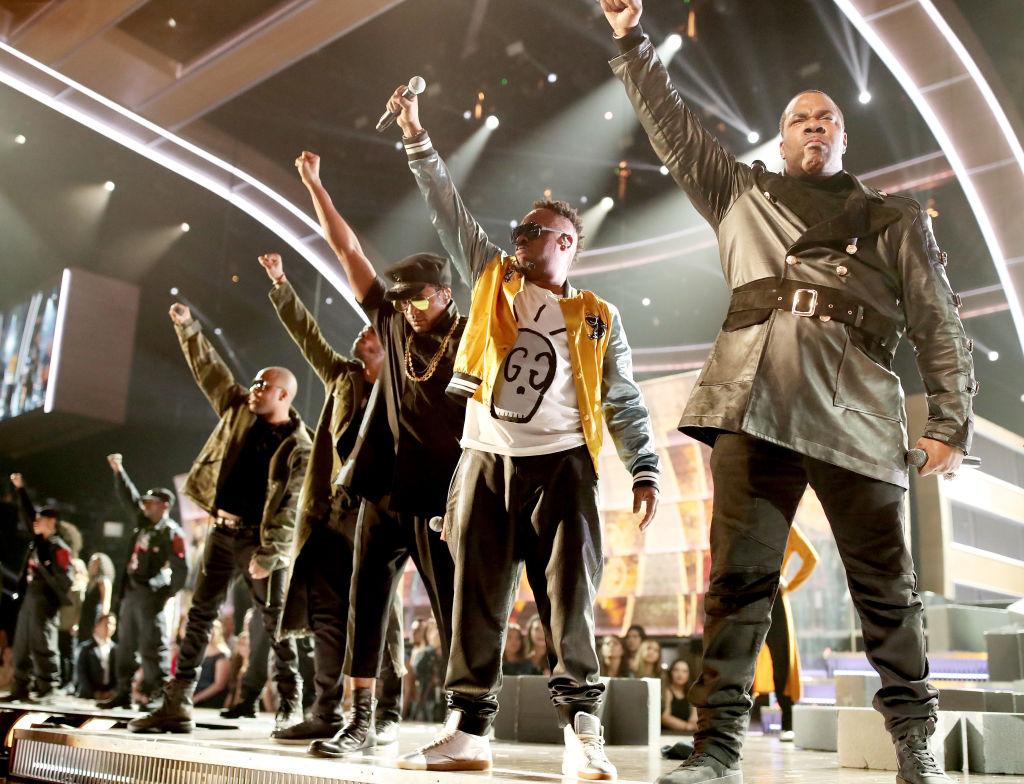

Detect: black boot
308,687,376,757
272,715,342,744
895,723,953,784
274,696,303,733
220,696,259,719
656,752,743,784
128,680,195,734
97,692,133,710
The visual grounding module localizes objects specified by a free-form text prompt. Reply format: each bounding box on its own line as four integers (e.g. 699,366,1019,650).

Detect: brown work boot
128,680,195,734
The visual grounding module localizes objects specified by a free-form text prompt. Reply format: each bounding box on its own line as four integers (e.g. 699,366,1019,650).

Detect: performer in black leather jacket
601,2,974,783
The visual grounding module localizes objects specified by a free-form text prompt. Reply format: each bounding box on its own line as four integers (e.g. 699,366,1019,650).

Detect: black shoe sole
308,740,376,758
128,722,195,734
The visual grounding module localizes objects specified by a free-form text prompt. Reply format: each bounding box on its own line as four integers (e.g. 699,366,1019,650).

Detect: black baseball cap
142,487,175,505
382,253,452,302
36,506,60,519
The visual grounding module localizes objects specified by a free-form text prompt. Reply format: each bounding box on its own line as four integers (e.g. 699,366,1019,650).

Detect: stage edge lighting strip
832,0,1024,353
0,42,366,323
43,268,71,414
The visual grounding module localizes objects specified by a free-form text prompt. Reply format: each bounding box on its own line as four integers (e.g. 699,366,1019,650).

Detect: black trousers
113,583,169,696
297,495,405,721
691,433,936,765
175,526,299,701
345,498,453,685
764,597,792,731
12,588,61,695
445,446,605,735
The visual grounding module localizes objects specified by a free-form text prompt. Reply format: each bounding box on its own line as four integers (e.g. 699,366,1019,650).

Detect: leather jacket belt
726,278,899,349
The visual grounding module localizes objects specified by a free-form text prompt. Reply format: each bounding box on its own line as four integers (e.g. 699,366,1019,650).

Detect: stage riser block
984,628,1024,681
791,704,838,751
837,707,962,772
926,605,1010,652
834,673,881,708
964,712,1024,775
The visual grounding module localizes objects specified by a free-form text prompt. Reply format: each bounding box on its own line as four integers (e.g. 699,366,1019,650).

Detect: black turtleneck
776,170,856,230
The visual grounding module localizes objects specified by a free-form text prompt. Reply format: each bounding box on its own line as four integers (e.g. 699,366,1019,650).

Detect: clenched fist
258,253,284,283
10,472,24,489
106,453,123,473
295,151,320,186
169,303,192,326
600,0,643,38
386,84,423,138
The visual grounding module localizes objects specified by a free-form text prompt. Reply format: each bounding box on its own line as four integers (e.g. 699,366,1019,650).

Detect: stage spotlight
599,196,615,210
858,90,872,104
14,133,26,144
641,297,652,306
463,110,472,120
213,327,223,336
662,33,683,55
509,219,517,228
579,196,589,205
547,73,558,84
325,296,333,305
659,165,670,175
169,287,179,296
987,350,999,361
179,222,190,233
394,141,403,150
167,18,177,28
747,131,761,144
485,115,500,130
103,180,116,192
603,111,614,120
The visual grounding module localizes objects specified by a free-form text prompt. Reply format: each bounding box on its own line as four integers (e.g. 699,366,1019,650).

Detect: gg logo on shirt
492,328,556,423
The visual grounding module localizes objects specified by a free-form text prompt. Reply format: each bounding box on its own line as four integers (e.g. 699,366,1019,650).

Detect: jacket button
845,243,858,254
836,265,849,277
785,255,799,266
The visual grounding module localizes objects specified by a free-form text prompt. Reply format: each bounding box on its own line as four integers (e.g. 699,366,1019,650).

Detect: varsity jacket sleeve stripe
601,306,660,490
404,131,505,285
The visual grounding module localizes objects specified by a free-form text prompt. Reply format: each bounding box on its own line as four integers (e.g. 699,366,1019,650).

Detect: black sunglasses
510,222,566,245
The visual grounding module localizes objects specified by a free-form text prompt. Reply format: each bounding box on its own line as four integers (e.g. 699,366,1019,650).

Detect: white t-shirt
461,282,586,456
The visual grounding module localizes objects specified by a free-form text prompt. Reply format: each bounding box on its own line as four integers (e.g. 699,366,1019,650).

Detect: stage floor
3,703,1012,783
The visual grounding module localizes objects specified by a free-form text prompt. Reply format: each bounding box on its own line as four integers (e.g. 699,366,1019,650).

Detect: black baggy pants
344,497,454,686
298,494,404,721
174,526,299,702
691,433,936,765
12,588,61,695
113,582,170,696
444,445,606,735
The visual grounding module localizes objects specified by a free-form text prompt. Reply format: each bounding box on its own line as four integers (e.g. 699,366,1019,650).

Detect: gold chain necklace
404,315,460,383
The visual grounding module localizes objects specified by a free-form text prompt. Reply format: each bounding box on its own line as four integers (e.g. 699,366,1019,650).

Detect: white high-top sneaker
397,711,492,771
563,711,617,781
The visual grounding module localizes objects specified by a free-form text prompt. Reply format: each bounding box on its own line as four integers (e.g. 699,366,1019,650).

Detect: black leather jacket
610,34,974,487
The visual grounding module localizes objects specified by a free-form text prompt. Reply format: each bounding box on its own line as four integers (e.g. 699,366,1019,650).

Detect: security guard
97,455,187,709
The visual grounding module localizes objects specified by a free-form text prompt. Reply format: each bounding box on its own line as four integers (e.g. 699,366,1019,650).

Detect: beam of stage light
812,3,872,98
64,182,116,249
580,195,616,242
0,41,366,323
833,0,1024,354
367,117,501,259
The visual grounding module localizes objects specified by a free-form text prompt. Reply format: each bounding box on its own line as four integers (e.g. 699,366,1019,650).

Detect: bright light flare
599,196,615,210
103,180,115,192
858,90,872,104
746,131,761,144
485,115,500,130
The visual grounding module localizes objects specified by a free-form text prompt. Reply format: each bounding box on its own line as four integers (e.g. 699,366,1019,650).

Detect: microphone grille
408,76,427,95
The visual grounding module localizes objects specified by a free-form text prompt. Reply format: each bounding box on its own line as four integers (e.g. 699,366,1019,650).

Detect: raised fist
599,0,642,37
10,473,24,489
294,151,320,185
169,303,192,325
387,84,423,138
258,253,284,282
106,453,123,473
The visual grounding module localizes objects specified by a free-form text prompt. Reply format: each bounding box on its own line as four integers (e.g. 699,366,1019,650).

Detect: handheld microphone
376,76,426,133
906,449,981,469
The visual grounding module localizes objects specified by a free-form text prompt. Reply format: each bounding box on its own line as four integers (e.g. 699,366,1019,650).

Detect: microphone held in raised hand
376,76,426,133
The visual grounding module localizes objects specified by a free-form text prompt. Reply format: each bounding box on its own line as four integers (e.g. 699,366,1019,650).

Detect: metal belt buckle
791,288,818,317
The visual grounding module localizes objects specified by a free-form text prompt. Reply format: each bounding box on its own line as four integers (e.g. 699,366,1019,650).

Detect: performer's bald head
247,366,297,419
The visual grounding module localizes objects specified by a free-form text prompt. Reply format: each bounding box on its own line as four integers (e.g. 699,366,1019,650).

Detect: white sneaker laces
418,730,460,754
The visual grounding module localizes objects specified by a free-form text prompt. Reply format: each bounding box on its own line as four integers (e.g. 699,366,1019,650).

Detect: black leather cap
382,253,451,301
142,487,175,505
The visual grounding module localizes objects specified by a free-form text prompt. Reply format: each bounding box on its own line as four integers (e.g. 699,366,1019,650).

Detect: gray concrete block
964,712,1024,774
835,673,881,708
792,704,838,751
927,604,1009,652
939,688,987,711
513,676,561,743
492,676,519,741
604,677,660,746
838,708,962,771
983,690,1016,713
985,627,1024,681
1014,693,1024,713
1008,597,1024,626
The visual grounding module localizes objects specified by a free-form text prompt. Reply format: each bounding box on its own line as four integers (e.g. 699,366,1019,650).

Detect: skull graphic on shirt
491,328,556,423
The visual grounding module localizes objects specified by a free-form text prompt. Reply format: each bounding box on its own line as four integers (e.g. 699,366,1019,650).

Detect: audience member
633,638,664,679
75,614,117,700
193,619,231,709
599,635,633,678
502,622,541,676
662,658,698,733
